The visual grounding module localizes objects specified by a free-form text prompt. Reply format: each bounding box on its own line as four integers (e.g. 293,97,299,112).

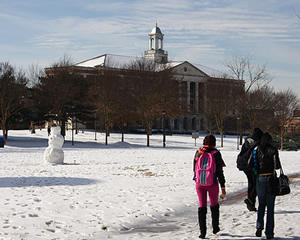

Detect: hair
203,134,216,146
252,128,263,141
259,132,272,150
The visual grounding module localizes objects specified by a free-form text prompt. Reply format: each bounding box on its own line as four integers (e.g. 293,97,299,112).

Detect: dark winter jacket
193,148,226,187
248,143,281,175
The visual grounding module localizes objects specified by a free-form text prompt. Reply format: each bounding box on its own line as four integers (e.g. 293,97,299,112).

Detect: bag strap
280,167,284,175
273,167,284,177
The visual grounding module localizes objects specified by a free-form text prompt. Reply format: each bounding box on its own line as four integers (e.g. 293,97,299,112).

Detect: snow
75,55,106,68
0,129,299,240
193,63,226,78
75,54,140,69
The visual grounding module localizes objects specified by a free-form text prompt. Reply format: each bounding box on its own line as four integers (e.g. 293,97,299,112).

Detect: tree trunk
147,128,150,147
61,119,66,137
215,117,223,147
1,119,8,144
5,124,8,139
1,128,6,144
220,130,224,148
239,133,243,145
121,124,124,142
280,129,284,151
75,119,78,134
105,126,109,145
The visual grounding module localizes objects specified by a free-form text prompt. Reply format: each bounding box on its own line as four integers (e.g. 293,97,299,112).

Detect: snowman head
51,126,61,135
48,126,64,148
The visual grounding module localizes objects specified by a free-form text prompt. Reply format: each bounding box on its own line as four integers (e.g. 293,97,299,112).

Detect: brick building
69,25,244,133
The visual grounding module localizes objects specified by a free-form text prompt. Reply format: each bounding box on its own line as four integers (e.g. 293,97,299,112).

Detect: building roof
74,54,225,77
75,54,139,68
151,26,162,34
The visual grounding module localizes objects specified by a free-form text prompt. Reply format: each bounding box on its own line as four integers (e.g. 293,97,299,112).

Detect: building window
190,99,194,106
174,119,178,130
192,117,197,130
291,124,295,135
183,117,188,131
190,82,195,98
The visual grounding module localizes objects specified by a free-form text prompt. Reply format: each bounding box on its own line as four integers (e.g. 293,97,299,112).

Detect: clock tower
144,24,168,63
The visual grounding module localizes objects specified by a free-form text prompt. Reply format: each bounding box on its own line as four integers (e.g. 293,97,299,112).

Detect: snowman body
44,126,64,164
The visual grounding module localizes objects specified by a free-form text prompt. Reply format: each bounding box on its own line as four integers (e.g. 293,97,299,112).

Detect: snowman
44,125,64,164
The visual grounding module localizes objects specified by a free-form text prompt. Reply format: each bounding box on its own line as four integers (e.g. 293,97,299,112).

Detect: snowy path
110,175,300,240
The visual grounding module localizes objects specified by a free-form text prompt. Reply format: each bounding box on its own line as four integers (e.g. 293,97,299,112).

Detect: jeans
256,175,276,238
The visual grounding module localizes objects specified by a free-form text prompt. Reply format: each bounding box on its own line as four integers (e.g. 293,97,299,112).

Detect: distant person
48,126,51,136
193,134,226,239
237,127,263,211
248,132,281,239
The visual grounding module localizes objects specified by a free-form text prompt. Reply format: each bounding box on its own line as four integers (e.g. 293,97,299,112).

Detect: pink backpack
195,150,217,186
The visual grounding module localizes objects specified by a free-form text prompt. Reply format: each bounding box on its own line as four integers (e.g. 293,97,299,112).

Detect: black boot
244,198,256,212
198,207,207,239
211,204,220,234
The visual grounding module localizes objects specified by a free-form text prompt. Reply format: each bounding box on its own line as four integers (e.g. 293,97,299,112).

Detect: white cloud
1,0,300,96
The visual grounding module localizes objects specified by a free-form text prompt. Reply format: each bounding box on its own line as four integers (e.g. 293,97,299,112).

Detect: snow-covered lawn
0,129,299,239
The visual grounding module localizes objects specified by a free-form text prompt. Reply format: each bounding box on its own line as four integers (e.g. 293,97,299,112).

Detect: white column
187,82,190,112
195,83,199,113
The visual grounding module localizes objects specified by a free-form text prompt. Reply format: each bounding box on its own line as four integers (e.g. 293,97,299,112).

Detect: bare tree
91,56,140,145
125,59,185,147
114,95,138,143
35,55,92,136
245,86,276,133
291,3,300,20
0,62,28,143
204,114,217,134
206,77,238,147
273,89,299,150
94,68,121,145
27,64,45,88
223,55,272,92
223,55,273,143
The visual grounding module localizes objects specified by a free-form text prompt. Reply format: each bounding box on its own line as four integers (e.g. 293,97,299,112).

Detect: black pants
244,170,257,205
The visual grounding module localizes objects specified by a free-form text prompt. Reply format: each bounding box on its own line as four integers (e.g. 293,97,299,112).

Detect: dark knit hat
203,134,216,146
252,128,263,141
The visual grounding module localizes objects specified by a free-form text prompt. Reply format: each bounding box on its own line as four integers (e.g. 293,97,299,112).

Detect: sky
1,0,300,95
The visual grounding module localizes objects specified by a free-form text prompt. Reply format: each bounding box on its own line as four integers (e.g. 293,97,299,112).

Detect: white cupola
144,24,168,63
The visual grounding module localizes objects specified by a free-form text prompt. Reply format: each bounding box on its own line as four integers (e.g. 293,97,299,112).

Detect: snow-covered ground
0,129,299,240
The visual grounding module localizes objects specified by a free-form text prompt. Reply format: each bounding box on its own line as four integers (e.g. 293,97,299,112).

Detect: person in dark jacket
248,132,281,239
193,134,226,239
237,127,263,211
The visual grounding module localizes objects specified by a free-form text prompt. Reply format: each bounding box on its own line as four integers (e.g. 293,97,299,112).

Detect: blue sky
1,0,300,95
